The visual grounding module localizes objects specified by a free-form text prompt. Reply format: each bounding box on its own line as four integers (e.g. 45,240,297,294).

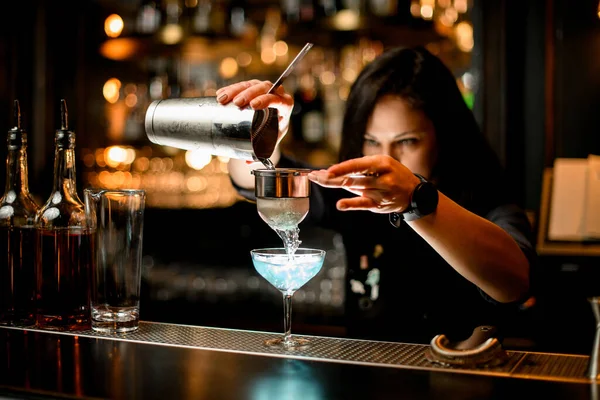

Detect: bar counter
0,321,597,399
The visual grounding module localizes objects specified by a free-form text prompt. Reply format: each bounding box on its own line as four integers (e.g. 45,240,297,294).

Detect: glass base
264,337,311,349
36,313,91,331
0,315,36,328
91,305,139,333
92,319,139,333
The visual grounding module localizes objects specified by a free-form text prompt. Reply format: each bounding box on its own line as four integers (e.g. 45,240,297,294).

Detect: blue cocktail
251,248,326,348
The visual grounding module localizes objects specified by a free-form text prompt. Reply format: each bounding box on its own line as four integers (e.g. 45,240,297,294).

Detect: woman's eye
397,138,417,146
364,139,379,146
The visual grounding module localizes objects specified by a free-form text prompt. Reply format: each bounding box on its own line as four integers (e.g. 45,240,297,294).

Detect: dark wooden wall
0,0,109,200
553,0,600,159
472,0,547,212
0,0,38,194
474,0,600,212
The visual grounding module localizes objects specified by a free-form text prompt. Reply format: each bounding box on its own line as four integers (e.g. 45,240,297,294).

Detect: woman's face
362,95,438,179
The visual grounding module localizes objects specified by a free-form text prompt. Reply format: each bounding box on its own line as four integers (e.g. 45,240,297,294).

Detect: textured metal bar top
2,321,593,382
0,322,597,400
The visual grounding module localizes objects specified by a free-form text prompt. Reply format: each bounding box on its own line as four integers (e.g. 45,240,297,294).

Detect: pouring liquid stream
256,160,299,256
256,197,309,260
259,157,276,170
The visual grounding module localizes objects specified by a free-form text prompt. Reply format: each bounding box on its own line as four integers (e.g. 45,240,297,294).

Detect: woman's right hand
216,80,294,145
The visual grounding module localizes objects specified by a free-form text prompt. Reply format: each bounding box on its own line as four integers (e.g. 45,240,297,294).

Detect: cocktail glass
251,248,326,348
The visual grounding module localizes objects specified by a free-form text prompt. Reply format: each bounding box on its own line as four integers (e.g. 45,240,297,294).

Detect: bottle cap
7,100,27,150
55,99,75,148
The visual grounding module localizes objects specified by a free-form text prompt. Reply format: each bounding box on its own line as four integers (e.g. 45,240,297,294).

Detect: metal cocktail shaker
144,97,279,162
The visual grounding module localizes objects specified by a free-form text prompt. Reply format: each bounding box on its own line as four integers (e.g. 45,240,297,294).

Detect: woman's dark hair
338,46,511,213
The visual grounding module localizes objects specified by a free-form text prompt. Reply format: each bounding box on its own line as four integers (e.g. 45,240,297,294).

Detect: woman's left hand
308,155,423,213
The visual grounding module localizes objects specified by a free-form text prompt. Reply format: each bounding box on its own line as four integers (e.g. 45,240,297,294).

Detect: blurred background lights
219,57,239,79
186,176,208,192
332,9,361,30
410,1,421,17
454,0,468,13
104,14,124,38
320,71,335,85
236,52,252,68
185,149,213,170
125,93,138,107
160,24,184,45
461,71,475,90
455,21,474,52
107,146,128,163
420,4,434,19
103,78,121,103
261,47,276,64
273,40,288,56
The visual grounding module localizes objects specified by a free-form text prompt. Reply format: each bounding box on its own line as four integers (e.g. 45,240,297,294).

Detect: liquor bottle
282,0,301,23
191,0,212,34
0,100,40,326
228,0,248,37
299,0,315,22
291,75,326,146
35,99,93,331
209,0,228,36
159,0,184,45
166,59,181,98
135,0,162,34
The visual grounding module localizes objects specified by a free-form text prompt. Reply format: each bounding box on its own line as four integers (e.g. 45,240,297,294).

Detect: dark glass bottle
291,75,326,146
191,0,212,34
135,0,162,34
35,99,93,331
0,100,40,327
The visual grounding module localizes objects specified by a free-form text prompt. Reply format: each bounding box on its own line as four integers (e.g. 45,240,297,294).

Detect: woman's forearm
408,193,530,303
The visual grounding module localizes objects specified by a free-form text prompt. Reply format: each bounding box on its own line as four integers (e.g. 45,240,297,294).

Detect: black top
235,155,537,344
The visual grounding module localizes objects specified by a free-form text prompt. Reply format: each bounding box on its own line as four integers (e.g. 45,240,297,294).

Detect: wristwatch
389,174,439,227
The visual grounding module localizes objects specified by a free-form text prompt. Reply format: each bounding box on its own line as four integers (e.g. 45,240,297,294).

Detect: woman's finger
307,170,333,186
326,156,386,177
250,92,293,111
230,80,275,108
216,79,262,96
336,196,379,211
308,170,377,189
216,80,263,104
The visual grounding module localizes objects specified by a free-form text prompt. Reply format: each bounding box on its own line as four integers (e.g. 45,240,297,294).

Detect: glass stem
282,292,293,344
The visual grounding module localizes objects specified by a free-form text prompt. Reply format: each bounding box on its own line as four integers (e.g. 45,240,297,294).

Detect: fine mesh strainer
252,168,311,198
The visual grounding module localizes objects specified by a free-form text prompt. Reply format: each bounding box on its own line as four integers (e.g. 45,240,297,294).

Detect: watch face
395,174,439,224
403,181,439,221
409,181,439,219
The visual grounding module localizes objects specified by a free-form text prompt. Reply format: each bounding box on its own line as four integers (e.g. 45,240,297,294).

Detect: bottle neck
4,147,31,196
52,146,78,197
